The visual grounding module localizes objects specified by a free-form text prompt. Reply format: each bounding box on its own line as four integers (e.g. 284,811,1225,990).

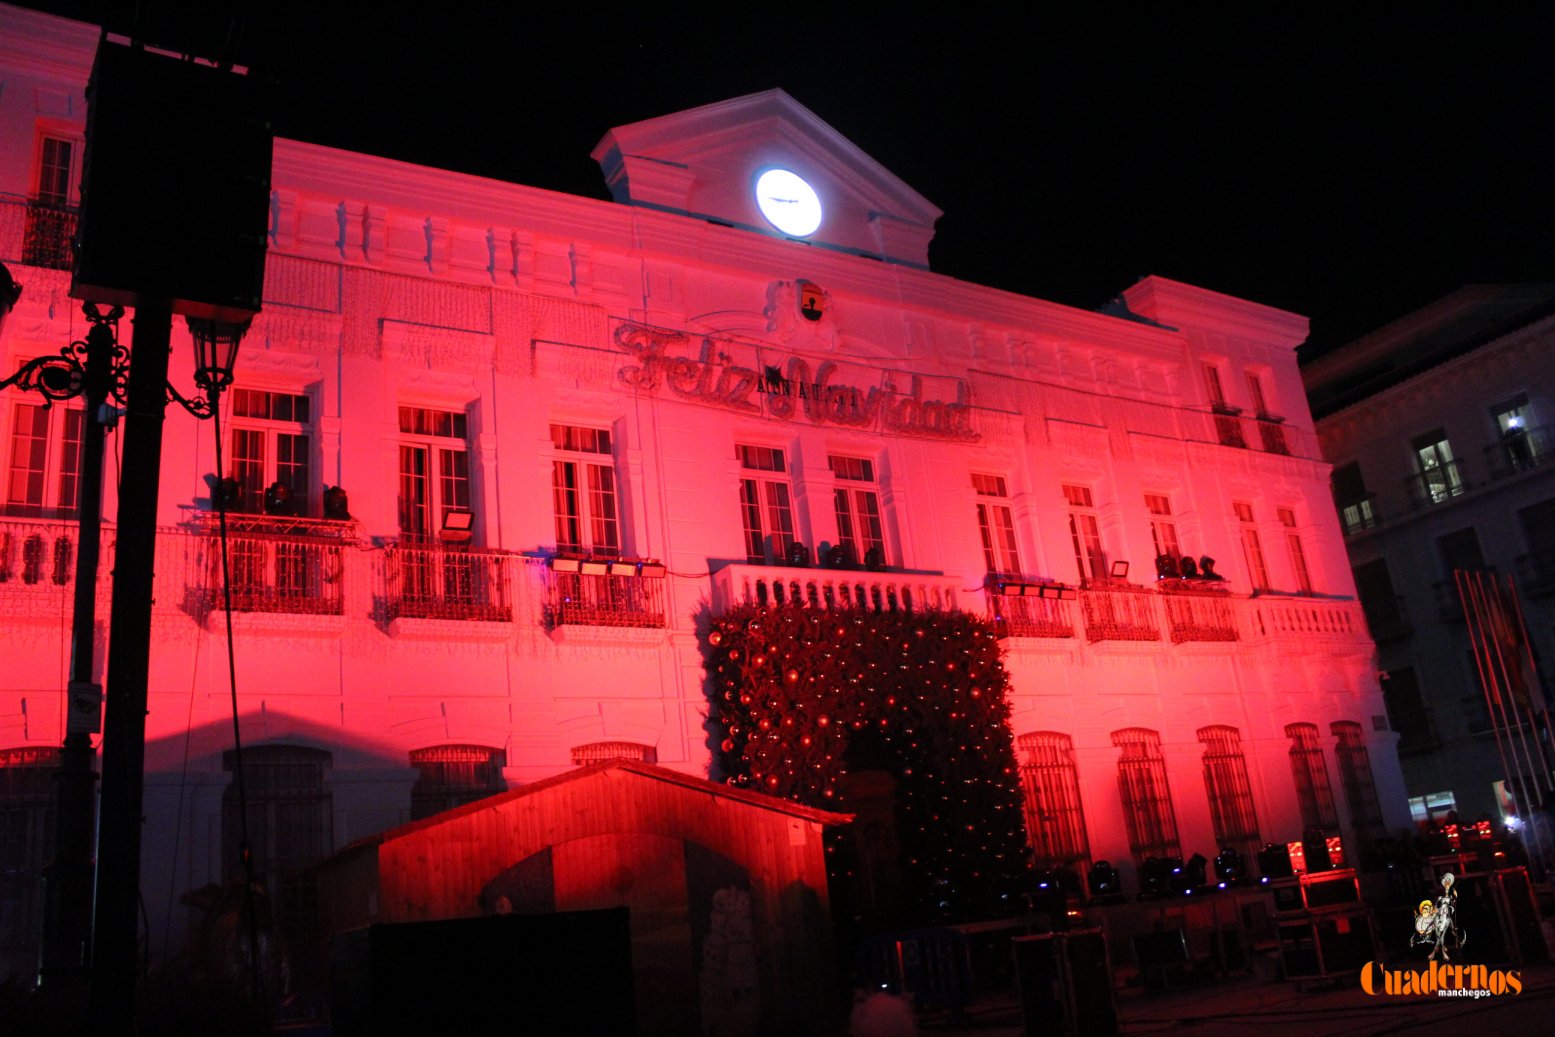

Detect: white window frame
973,473,1021,577
228,387,314,517
4,397,84,519
550,423,621,556
829,454,885,566
398,405,471,542
737,444,797,564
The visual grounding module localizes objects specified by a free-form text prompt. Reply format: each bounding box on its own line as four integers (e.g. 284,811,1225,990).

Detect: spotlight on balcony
440,509,474,543
580,559,611,576
550,557,582,574
864,545,885,571
637,561,667,579
1198,555,1222,580
1111,560,1130,579
786,542,810,567
263,481,296,516
1214,847,1245,886
1087,860,1122,902
823,544,846,568
608,560,637,577
323,485,351,521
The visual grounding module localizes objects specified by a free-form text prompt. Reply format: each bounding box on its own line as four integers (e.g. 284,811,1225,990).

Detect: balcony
987,591,1076,639
1246,596,1363,640
1077,585,1160,642
1253,416,1290,455
1212,408,1247,449
22,198,76,270
1405,461,1468,508
0,520,75,588
711,563,962,614
1158,587,1238,643
376,543,514,623
183,518,354,616
543,569,666,629
1484,426,1552,480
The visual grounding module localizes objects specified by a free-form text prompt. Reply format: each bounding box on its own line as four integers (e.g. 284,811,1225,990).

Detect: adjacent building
0,3,1407,992
1304,284,1555,826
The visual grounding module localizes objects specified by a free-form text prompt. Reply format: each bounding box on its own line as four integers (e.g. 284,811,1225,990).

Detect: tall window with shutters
1016,732,1090,873
1112,728,1181,865
829,455,885,565
738,444,796,564
974,474,1022,577
551,424,620,555
1286,723,1339,832
1197,726,1260,867
1331,722,1385,847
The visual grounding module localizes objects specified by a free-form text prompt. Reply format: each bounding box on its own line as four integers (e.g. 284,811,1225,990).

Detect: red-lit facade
0,4,1408,981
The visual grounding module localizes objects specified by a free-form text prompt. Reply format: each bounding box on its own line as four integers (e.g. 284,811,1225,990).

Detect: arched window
1015,732,1090,873
569,741,656,767
1285,723,1338,831
222,744,332,936
410,744,507,820
1196,726,1260,867
1111,728,1180,865
1331,721,1385,846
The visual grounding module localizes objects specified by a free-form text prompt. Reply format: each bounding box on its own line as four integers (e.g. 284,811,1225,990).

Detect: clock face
754,169,822,237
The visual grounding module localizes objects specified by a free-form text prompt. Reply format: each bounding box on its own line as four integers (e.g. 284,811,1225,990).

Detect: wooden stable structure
313,760,851,1036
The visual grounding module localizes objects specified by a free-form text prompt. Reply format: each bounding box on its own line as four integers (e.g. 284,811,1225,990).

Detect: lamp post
0,266,245,1021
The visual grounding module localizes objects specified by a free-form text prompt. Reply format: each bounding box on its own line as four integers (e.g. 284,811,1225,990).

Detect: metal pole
38,314,115,991
88,297,171,1031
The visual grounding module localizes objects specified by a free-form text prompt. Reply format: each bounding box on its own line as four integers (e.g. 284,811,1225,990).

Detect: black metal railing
22,199,76,270
379,544,513,622
190,530,347,616
987,592,1075,638
545,571,666,629
1254,417,1290,455
1405,461,1468,507
1484,426,1552,479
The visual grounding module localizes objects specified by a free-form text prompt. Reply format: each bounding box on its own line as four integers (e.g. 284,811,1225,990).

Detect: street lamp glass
186,317,248,392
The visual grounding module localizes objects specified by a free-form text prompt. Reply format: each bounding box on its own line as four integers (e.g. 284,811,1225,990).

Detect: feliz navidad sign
612,322,978,441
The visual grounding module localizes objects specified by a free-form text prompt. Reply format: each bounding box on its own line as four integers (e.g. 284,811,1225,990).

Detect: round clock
754,169,822,237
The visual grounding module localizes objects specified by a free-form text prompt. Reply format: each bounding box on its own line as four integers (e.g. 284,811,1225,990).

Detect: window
1330,722,1385,847
1278,508,1312,593
0,747,58,985
1063,484,1107,583
1016,732,1090,873
410,745,506,820
974,474,1021,577
1382,667,1433,752
4,401,83,518
222,745,331,937
1197,727,1260,866
1145,494,1181,565
829,455,884,565
738,444,796,564
1285,723,1338,832
1112,728,1180,865
1204,363,1245,447
570,741,657,766
398,406,470,541
23,134,78,270
1411,428,1464,504
1492,394,1539,472
1234,502,1270,591
551,424,619,555
229,388,312,516
1353,558,1409,640
1331,462,1377,534
1203,363,1228,409
1245,371,1270,416
1518,498,1555,590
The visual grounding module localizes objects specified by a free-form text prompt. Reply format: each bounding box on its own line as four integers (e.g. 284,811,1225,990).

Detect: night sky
19,2,1555,357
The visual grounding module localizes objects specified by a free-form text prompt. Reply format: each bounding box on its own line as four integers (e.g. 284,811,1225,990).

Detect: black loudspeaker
1258,843,1294,878
73,37,271,320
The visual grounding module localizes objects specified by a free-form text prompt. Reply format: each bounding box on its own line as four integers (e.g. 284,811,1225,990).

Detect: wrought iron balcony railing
1254,416,1290,455
376,543,514,623
22,198,77,270
1078,585,1160,642
1483,426,1552,479
988,591,1076,639
1159,587,1238,643
544,570,666,629
185,529,348,616
1405,461,1468,508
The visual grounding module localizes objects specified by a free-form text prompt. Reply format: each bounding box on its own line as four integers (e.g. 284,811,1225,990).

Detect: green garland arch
706,603,1032,926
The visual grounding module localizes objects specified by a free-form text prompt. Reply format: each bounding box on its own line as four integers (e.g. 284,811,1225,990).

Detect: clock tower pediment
592,89,941,269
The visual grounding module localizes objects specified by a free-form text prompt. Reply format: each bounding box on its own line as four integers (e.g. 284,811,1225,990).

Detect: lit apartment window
1278,507,1312,593
1492,394,1539,472
1331,722,1385,846
4,400,83,519
1234,502,1270,591
738,444,796,564
410,745,507,820
1197,726,1260,865
1063,484,1106,584
973,474,1021,577
222,745,332,936
1331,461,1377,535
1111,728,1180,865
398,406,470,541
1145,494,1181,564
1285,723,1339,832
551,424,619,555
829,455,885,565
1411,428,1464,504
1016,732,1090,872
0,747,59,983
229,388,312,516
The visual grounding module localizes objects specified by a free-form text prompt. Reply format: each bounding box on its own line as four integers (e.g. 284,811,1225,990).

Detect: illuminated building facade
0,4,1408,982
1304,285,1555,825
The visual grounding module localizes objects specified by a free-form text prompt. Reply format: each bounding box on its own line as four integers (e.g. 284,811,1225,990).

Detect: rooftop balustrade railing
711,563,962,615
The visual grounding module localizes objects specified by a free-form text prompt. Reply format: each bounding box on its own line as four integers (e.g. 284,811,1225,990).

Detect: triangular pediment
592,89,941,268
